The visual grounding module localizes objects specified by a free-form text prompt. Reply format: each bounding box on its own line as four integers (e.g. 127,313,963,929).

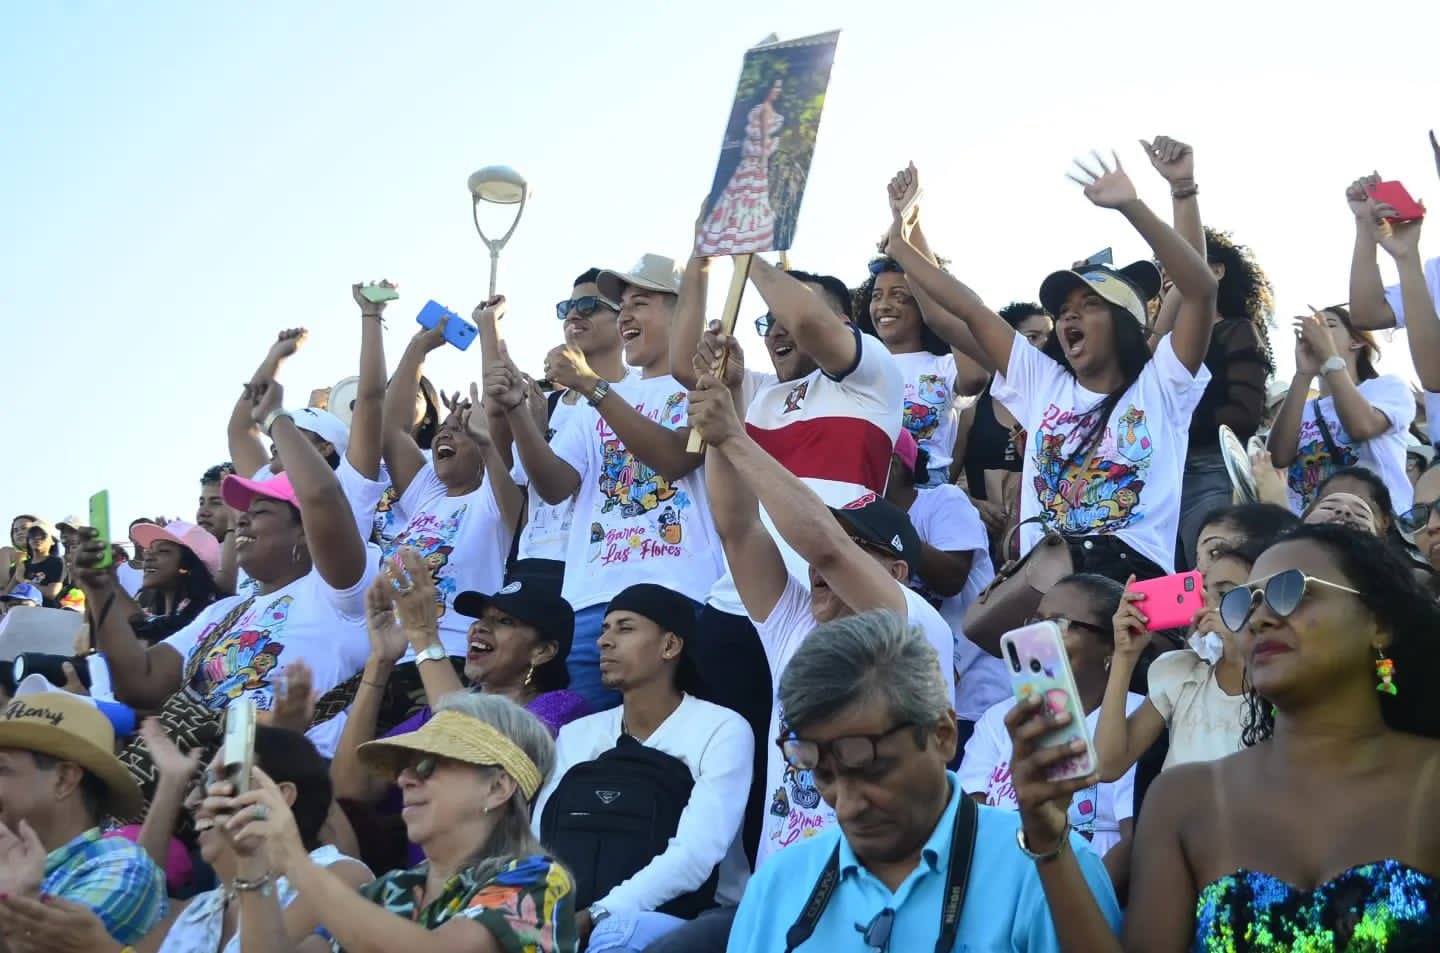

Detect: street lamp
467,165,530,297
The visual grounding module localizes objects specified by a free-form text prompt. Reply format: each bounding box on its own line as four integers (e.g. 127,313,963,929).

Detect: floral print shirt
333,854,576,953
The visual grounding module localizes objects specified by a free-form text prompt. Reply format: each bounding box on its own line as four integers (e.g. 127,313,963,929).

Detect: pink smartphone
1000,621,1096,782
1127,571,1203,631
1366,180,1426,224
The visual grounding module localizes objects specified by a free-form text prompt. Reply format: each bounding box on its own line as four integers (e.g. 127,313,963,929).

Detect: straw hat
0,691,142,819
357,710,542,800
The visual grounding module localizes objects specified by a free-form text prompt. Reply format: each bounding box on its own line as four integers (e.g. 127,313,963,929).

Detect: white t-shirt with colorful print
161,554,378,757
1281,374,1415,514
992,336,1211,574
382,463,512,658
892,350,961,482
548,374,724,611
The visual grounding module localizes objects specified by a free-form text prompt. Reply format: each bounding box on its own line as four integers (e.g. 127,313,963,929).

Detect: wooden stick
686,253,754,453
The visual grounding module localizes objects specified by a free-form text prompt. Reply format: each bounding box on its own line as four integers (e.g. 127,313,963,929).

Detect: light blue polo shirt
727,772,1122,952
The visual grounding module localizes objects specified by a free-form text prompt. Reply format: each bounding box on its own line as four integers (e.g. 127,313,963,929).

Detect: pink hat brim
222,472,299,514
129,523,222,576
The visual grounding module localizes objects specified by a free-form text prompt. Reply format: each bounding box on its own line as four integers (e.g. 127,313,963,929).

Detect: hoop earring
1375,648,1398,696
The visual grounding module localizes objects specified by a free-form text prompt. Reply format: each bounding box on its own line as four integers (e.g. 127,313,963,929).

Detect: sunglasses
400,755,441,782
1397,501,1438,535
555,296,617,320
754,313,775,337
1218,569,1363,633
868,259,904,276
777,721,917,774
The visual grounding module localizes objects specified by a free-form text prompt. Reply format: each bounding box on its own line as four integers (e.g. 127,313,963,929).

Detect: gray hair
435,690,556,880
778,609,950,734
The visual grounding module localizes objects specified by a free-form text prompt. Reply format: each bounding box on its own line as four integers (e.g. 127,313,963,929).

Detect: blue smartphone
416,300,477,352
1084,247,1113,267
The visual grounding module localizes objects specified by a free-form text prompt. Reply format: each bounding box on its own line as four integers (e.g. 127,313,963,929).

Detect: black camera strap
782,793,978,953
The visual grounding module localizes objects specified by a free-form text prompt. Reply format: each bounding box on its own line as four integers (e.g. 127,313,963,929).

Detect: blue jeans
588,911,687,952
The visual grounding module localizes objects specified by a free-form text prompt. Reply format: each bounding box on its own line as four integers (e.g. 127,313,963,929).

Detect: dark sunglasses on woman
1219,568,1362,633
555,296,616,320
1397,501,1438,535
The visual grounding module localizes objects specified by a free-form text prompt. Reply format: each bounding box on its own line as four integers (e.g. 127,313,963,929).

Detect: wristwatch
586,379,611,407
1319,356,1347,377
415,643,448,665
262,408,294,437
587,902,611,925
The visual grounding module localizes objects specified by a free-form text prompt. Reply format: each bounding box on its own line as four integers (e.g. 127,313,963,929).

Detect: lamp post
467,165,530,298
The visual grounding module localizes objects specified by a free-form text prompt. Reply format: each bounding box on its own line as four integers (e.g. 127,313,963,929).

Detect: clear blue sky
3,0,1437,532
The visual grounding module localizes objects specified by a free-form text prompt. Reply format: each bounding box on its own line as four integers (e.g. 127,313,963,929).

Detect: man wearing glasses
726,611,1121,952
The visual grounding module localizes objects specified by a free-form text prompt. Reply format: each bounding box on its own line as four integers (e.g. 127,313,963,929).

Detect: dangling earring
1375,649,1398,696
291,543,303,564
523,666,535,689
178,568,190,576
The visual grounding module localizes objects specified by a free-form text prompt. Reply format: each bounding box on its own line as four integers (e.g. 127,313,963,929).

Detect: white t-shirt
1383,256,1440,330
160,557,378,757
380,463,511,658
1281,374,1415,513
372,452,430,547
958,693,1143,857
548,374,724,610
992,335,1212,574
1149,650,1246,771
893,350,961,480
904,484,1006,721
752,575,955,870
706,330,905,613
532,694,753,914
513,396,590,564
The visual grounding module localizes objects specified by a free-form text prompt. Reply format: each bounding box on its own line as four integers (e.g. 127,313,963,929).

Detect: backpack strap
1312,399,1342,460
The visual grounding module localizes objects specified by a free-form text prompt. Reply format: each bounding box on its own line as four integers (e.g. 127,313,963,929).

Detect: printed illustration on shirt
194,595,291,707
384,505,467,614
1032,404,1152,534
902,373,949,441
782,381,809,414
1285,430,1357,509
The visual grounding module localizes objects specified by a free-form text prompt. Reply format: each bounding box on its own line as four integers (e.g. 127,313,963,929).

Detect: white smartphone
1000,621,1097,782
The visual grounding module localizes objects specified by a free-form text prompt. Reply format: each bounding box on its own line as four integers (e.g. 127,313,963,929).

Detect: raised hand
0,821,46,897
364,576,409,664
249,378,285,427
887,162,922,241
269,659,316,732
140,717,203,786
694,320,746,390
1111,584,1150,663
1293,311,1339,375
413,312,449,354
1067,151,1138,210
471,294,507,327
1372,203,1424,261
1004,696,1094,859
543,343,600,396
223,767,309,876
353,279,397,318
1139,136,1195,186
686,373,743,447
1346,173,1382,219
459,383,493,450
71,528,116,591
485,341,528,412
267,328,309,364
382,547,441,641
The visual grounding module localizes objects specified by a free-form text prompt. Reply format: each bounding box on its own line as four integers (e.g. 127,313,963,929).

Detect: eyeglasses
777,721,917,773
1397,501,1439,534
1027,616,1109,638
754,313,775,337
555,296,617,320
1219,569,1363,633
400,755,441,782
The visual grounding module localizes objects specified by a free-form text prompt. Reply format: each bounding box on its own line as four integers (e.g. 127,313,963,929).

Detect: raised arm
686,349,788,623
1267,357,1313,471
884,165,1016,374
669,225,713,390
1094,589,1167,782
382,321,449,498
230,329,308,478
1372,202,1440,390
331,578,413,805
491,342,580,505
462,386,523,530
906,205,998,389
258,382,368,590
1079,144,1216,374
348,282,396,481
1294,312,1393,441
747,257,858,376
690,370,906,617
1346,175,1399,332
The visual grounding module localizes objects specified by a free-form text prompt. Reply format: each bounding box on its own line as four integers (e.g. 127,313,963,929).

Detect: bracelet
1016,823,1070,863
1171,182,1200,200
262,408,294,437
234,871,275,894
362,678,388,689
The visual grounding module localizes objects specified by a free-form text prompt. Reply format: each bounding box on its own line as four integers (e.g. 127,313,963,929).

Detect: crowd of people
1,130,1438,952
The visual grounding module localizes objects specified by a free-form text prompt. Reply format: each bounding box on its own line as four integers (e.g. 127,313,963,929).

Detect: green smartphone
360,285,399,304
89,490,112,569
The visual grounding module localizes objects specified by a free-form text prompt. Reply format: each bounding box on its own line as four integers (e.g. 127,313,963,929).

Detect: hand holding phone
89,491,112,570
416,300,478,352
1126,571,1204,631
1001,621,1097,782
358,283,399,304
1366,181,1426,224
222,699,257,795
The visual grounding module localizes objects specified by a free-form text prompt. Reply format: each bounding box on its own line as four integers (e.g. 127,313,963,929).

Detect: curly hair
1205,227,1275,369
1240,523,1440,745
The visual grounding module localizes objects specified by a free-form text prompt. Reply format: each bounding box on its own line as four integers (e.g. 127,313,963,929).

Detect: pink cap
222,471,299,514
895,429,920,472
130,520,222,576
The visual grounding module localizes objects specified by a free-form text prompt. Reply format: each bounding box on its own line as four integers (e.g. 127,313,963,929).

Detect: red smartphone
1127,571,1203,631
1366,181,1426,223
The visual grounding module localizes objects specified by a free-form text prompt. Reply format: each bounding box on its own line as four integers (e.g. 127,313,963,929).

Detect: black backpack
539,734,718,919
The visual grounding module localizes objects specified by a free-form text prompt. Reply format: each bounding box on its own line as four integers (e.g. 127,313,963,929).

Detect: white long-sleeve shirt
532,693,753,916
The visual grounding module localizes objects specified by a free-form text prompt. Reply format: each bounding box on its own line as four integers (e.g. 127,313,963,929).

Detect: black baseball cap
454,576,575,659
829,493,922,572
